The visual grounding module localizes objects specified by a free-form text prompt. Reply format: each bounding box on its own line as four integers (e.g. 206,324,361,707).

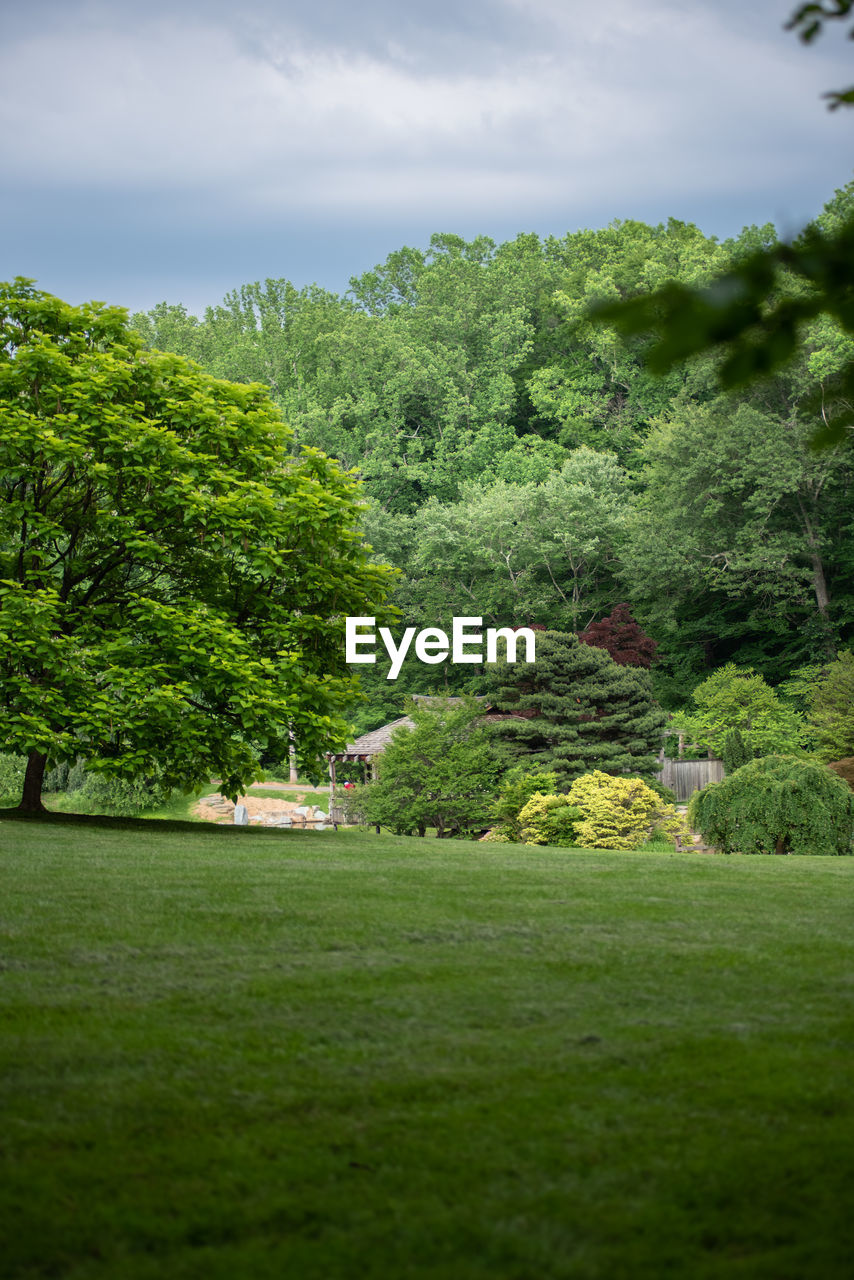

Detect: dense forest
131,183,854,732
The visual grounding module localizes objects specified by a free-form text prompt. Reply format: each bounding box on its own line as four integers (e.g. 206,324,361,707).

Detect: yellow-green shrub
517,792,582,846
567,771,683,850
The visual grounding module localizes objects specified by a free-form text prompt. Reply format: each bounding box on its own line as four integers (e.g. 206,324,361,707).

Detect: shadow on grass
0,807,317,837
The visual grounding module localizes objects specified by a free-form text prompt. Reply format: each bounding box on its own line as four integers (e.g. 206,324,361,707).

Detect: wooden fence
655,757,724,802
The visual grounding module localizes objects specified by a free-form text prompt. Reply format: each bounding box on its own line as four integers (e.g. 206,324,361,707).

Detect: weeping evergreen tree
485,631,667,787
689,756,854,856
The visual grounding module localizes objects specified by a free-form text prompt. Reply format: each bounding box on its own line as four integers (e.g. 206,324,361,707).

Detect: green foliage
722,728,753,775
72,771,172,818
0,280,392,809
594,0,854,450
488,767,559,842
567,770,683,850
486,631,667,787
787,1,854,109
0,753,26,806
688,755,854,855
622,398,853,669
809,650,854,760
344,699,503,838
128,194,854,694
678,664,808,759
517,791,582,847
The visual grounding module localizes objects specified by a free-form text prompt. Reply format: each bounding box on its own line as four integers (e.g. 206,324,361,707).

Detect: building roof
330,698,522,762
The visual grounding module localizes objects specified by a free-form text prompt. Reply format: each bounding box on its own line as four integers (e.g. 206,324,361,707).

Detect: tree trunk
774,837,787,856
798,497,836,657
18,750,47,813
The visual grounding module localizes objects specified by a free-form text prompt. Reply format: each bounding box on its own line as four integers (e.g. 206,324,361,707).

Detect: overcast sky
1,0,852,315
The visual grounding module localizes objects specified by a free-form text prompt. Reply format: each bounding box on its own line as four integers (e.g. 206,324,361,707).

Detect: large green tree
485,631,666,786
346,698,503,838
622,396,854,671
809,648,854,759
0,281,391,811
675,664,809,759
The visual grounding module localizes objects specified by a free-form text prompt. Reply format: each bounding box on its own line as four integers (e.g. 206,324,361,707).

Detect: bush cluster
483,768,683,850
1,753,170,817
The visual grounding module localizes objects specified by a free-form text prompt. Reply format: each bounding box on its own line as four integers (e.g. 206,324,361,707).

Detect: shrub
345,699,503,838
489,768,560,842
517,792,582,846
72,771,172,818
567,771,684,850
0,753,26,806
688,755,854,856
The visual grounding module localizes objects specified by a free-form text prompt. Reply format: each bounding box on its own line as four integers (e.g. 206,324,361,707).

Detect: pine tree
485,631,667,787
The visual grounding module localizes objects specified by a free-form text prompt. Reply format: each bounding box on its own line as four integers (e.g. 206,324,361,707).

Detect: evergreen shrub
722,727,753,774
517,792,582,846
567,771,684,850
688,755,854,855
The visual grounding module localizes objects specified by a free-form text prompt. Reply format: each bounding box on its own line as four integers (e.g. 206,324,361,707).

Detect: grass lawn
1,816,852,1279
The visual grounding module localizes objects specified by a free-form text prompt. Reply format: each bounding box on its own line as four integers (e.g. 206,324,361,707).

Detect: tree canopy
0,280,392,810
345,698,503,837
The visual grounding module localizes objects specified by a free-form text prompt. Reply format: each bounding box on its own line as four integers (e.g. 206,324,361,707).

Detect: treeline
132,186,854,727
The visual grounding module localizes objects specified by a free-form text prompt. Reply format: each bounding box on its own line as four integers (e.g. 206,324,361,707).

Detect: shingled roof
330,697,521,762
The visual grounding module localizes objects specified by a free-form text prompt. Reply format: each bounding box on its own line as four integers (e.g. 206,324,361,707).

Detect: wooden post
289,729,298,784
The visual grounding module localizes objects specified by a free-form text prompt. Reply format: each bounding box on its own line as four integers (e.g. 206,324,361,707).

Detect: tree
578,603,658,667
485,631,666,787
596,7,854,449
345,699,503,837
809,649,854,759
0,280,392,811
688,755,854,855
621,397,854,667
722,728,753,775
677,665,808,760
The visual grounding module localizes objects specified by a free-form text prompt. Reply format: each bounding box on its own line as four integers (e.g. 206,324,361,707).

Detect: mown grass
1,815,852,1279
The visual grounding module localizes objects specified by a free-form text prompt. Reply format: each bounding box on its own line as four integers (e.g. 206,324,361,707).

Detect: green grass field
1,816,852,1279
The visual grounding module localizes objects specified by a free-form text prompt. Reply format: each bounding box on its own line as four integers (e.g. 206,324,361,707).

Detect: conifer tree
485,631,667,787
722,728,753,775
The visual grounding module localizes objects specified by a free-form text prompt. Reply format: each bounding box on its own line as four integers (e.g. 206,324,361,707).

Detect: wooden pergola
327,715,414,810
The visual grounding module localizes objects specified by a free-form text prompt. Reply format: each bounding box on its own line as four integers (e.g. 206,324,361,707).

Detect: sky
1,0,852,316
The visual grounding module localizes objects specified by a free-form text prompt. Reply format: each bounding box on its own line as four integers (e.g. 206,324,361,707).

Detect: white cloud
0,0,850,226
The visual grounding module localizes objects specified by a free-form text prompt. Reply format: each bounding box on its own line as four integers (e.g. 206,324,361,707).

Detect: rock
233,804,249,826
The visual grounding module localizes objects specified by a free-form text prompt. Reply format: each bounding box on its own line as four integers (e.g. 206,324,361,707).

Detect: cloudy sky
1,0,852,315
